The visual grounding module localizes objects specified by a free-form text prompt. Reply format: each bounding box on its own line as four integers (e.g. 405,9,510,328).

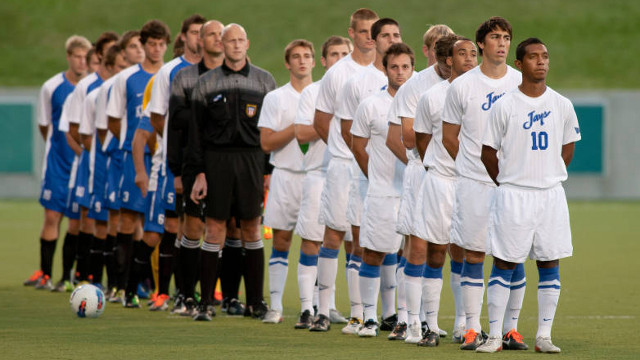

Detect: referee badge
246,104,257,117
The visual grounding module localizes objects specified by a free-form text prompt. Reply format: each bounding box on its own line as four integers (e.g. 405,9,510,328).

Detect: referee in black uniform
186,23,276,321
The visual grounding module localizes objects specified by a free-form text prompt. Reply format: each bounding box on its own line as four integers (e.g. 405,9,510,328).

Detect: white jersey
483,87,581,189
79,87,100,136
94,77,117,152
294,81,330,172
414,79,455,178
258,82,304,172
351,91,405,197
443,65,521,183
59,72,102,132
315,54,369,160
391,65,444,162
335,64,387,121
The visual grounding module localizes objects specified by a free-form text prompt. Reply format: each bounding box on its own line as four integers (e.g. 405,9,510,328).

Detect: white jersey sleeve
147,66,170,116
38,83,53,127
335,76,359,121
350,101,372,139
413,92,433,135
562,98,581,145
79,90,98,136
58,91,75,132
106,73,126,119
257,90,281,131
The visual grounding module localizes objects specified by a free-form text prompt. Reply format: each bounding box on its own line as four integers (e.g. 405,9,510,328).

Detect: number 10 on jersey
531,131,548,150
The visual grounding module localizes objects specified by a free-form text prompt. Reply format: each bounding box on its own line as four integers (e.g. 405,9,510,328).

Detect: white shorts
360,195,403,253
263,168,304,231
294,170,325,242
414,171,456,244
396,159,426,236
319,157,352,232
450,176,496,252
346,162,368,227
487,184,573,263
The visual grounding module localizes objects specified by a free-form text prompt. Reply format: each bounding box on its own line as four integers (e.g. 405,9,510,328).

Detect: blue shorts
161,168,176,212
88,194,108,222
105,148,123,211
74,150,92,209
118,151,151,214
65,182,80,220
88,139,109,221
143,190,165,234
39,176,70,214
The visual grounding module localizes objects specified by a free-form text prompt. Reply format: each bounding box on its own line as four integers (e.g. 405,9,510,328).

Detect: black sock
243,242,265,306
75,232,92,281
115,233,134,290
221,238,244,300
158,231,176,295
40,238,57,278
104,235,117,289
200,242,220,306
126,241,155,295
172,238,182,295
61,233,78,281
89,236,105,285
179,235,200,299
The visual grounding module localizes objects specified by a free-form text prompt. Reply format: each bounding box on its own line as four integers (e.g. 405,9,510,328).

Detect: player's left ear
514,59,522,71
320,57,327,68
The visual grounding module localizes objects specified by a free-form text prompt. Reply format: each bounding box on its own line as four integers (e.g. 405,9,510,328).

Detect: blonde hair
65,35,92,54
285,39,315,63
422,24,454,48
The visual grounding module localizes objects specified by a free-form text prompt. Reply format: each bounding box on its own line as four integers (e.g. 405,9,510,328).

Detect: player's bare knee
164,216,179,234
322,227,344,250
183,215,204,239
494,257,517,270
67,219,80,235
300,239,320,255
427,242,447,268
536,259,559,268
363,248,385,266
143,231,161,247
464,249,485,264
272,230,293,252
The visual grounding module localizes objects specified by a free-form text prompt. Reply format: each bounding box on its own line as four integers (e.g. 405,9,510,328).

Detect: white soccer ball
69,284,106,318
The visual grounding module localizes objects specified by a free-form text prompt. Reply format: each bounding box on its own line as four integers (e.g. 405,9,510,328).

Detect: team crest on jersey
246,104,257,118
575,127,580,134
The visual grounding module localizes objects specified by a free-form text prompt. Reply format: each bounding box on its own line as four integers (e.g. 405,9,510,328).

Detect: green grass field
1,0,639,88
0,200,638,359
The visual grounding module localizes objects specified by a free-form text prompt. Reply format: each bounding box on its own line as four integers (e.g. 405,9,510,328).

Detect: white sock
359,262,381,322
423,265,443,333
487,266,513,337
268,248,289,312
347,255,363,319
380,259,397,320
396,257,408,324
504,263,526,334
317,247,339,317
404,262,424,326
461,261,485,332
450,260,466,329
537,266,561,338
297,251,318,313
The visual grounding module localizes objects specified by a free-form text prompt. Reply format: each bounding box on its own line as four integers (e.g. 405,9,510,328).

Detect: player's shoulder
41,72,67,92
324,54,357,78
506,65,522,80
451,65,481,88
302,80,321,95
174,62,198,80
248,63,275,80
76,72,99,88
425,79,450,98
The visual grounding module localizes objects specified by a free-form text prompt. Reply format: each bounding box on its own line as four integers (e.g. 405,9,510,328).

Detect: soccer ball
69,284,105,318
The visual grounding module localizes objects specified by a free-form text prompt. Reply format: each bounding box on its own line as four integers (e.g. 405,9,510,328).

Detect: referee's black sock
115,232,134,290
89,236,106,285
243,240,265,306
158,231,176,296
40,238,57,278
75,231,92,281
172,236,183,295
200,242,220,306
104,234,117,289
126,240,155,295
221,237,243,300
61,233,78,281
179,235,200,299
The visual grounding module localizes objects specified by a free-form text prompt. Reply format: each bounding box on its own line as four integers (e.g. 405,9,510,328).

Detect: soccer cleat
418,330,440,347
226,298,246,316
249,300,269,320
380,313,397,331
294,310,313,329
52,280,74,293
35,275,54,290
535,336,561,353
438,329,448,337
146,292,158,307
452,325,466,343
24,270,43,286
476,336,503,353
193,303,215,321
149,294,170,311
124,293,141,308
502,329,529,350
137,282,151,299
341,317,363,335
460,329,485,350
357,319,379,337
309,314,331,332
262,309,283,324
181,298,198,317
405,322,423,344
171,294,187,315
329,308,348,323
109,289,125,303
388,322,407,340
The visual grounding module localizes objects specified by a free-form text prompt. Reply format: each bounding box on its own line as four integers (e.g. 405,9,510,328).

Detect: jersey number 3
531,131,548,151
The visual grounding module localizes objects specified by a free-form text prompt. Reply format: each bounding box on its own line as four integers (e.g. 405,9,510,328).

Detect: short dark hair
435,34,463,63
383,42,414,68
371,18,399,41
449,37,474,57
119,30,140,50
516,37,546,61
95,32,119,58
140,19,171,45
321,36,352,58
350,8,378,29
475,16,512,55
181,14,206,34
173,34,184,58
104,44,122,67
85,47,97,65
285,39,315,63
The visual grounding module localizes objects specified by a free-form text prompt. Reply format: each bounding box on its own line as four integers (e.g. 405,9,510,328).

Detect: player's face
285,46,315,79
183,23,202,55
144,37,167,64
450,40,478,75
67,47,89,77
88,52,101,73
516,43,549,82
321,44,351,70
100,40,117,58
222,27,249,63
478,27,511,64
375,24,402,55
384,53,413,90
106,53,129,77
349,19,376,52
124,36,145,65
201,22,224,56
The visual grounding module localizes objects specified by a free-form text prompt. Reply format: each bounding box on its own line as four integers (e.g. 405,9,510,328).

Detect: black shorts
181,173,205,220
203,149,264,221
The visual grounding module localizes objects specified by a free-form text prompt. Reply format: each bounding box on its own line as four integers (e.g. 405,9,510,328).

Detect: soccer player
87,48,101,73
169,19,226,316
309,8,378,333
413,35,477,346
258,39,315,324
188,23,276,321
129,14,206,311
293,35,352,329
106,20,170,307
476,38,579,353
25,35,92,291
350,42,414,337
441,17,526,351
335,17,404,335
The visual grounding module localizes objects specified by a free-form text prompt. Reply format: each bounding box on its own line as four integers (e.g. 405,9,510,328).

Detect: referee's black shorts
181,173,205,220
203,149,264,221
